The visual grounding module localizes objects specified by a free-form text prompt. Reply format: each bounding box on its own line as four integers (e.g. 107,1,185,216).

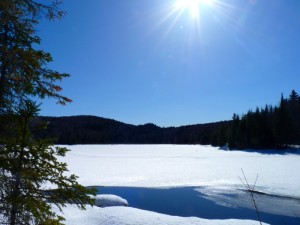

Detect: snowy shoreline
56,204,268,225
56,144,300,224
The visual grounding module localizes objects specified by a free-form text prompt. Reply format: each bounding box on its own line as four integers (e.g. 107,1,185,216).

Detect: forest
36,90,300,150
216,90,300,149
34,115,228,145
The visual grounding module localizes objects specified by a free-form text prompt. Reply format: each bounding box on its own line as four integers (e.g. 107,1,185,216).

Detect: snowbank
94,194,128,207
58,205,267,225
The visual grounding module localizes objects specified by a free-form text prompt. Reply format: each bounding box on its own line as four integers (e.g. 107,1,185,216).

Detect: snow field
61,145,300,198
52,144,300,224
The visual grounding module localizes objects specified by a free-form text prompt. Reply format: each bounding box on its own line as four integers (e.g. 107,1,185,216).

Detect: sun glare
153,0,233,45
175,0,212,18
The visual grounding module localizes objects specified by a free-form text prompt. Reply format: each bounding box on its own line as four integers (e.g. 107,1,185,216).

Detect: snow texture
57,204,268,225
60,145,300,198
52,144,300,224
94,194,128,207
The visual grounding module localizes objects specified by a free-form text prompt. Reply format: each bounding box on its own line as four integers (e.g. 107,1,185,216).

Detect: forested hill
34,115,228,145
35,90,300,149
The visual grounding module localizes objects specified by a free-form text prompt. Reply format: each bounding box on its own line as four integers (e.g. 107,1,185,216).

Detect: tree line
213,90,300,149
34,115,228,145
39,90,300,150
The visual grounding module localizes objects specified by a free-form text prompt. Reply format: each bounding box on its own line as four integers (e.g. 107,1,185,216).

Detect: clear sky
38,0,300,127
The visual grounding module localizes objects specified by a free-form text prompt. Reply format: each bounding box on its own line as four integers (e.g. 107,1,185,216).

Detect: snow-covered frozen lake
58,145,300,225
62,145,300,197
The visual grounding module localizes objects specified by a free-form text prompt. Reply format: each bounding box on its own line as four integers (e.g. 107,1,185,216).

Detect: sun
174,0,213,18
153,0,230,44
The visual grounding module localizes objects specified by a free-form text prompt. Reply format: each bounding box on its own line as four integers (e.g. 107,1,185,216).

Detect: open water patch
94,186,300,225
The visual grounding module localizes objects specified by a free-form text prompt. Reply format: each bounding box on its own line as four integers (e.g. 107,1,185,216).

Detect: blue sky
38,0,300,127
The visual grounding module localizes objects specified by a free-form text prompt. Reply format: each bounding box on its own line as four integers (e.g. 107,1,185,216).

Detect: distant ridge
33,90,300,149
34,115,228,145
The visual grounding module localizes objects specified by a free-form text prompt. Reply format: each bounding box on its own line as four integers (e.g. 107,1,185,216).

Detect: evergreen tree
275,92,297,145
1,101,95,225
0,1,95,224
0,0,71,110
227,113,239,149
287,90,300,143
289,89,299,103
224,91,300,150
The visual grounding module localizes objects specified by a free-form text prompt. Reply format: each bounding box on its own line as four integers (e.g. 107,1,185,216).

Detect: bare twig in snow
238,168,262,225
